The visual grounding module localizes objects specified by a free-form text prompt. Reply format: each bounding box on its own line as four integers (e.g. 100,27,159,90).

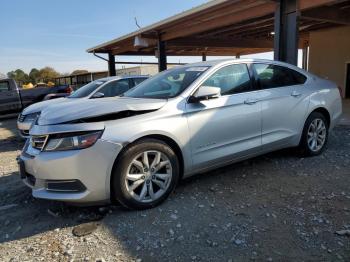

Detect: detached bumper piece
18,156,36,186
20,129,30,137
46,179,86,193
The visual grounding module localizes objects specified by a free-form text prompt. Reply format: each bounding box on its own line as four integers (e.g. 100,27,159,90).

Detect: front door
185,63,262,171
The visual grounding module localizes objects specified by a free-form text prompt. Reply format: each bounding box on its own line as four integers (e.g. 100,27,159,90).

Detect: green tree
7,71,16,79
71,69,88,75
7,69,30,84
29,68,40,84
38,67,60,82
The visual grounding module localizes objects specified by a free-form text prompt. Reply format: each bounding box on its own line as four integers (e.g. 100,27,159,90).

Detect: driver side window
98,79,130,97
201,64,252,95
142,73,184,97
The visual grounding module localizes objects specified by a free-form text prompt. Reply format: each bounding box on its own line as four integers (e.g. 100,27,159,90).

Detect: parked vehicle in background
18,59,342,210
17,75,148,137
0,78,72,116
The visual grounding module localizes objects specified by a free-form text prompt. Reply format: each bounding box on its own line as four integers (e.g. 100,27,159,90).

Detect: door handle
291,91,302,97
244,98,258,105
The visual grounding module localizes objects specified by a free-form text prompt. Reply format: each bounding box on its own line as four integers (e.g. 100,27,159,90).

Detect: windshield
123,66,210,99
68,80,107,98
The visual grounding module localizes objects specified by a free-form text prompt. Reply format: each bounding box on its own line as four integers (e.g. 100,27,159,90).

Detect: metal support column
157,39,167,72
274,0,299,65
302,46,308,70
202,53,207,61
108,53,116,76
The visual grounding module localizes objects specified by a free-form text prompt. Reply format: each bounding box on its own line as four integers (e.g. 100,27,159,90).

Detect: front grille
30,135,48,151
18,114,26,122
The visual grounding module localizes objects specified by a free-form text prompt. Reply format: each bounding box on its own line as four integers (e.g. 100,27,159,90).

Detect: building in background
55,65,163,89
308,26,350,98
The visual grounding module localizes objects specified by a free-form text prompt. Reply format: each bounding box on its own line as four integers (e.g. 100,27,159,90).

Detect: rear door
186,63,262,170
0,80,21,114
252,63,310,150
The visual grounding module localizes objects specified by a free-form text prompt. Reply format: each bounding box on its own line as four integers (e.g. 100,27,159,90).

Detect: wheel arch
294,105,331,148
309,107,331,127
136,134,185,178
109,133,185,201
297,106,330,156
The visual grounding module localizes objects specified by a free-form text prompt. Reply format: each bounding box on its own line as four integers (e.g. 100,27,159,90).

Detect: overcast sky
0,0,281,75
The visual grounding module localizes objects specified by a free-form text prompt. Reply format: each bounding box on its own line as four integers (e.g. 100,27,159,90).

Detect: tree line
4,68,89,84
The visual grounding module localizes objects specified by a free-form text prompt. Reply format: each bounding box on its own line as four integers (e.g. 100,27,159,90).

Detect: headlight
44,131,103,151
25,112,40,122
18,112,39,122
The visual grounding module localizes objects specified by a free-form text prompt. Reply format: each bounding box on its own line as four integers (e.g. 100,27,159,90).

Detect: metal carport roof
87,0,350,57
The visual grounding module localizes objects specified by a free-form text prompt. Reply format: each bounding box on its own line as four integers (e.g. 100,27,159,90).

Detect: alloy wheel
125,150,172,203
307,118,327,152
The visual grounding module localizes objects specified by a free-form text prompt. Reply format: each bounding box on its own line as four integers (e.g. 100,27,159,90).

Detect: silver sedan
18,59,342,209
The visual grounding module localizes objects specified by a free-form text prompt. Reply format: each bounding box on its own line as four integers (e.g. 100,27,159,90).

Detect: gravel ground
0,117,349,262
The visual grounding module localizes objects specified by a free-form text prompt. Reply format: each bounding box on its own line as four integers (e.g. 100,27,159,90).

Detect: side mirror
189,86,221,103
91,92,104,99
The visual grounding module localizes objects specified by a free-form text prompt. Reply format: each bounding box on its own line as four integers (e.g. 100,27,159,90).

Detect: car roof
185,58,294,67
97,75,149,82
179,58,308,76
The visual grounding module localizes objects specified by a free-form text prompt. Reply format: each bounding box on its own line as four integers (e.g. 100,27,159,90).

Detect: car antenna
134,17,141,29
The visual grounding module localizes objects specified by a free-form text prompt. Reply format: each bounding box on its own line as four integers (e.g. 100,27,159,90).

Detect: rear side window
201,64,252,95
0,81,10,92
253,64,307,89
132,77,147,87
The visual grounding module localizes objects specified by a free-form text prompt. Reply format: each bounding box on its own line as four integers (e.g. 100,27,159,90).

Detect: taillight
337,86,343,98
65,86,73,94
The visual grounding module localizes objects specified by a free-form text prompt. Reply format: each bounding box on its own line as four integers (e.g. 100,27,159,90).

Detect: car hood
22,97,71,115
38,97,167,125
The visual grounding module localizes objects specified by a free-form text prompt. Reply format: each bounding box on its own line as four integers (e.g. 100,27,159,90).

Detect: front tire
111,139,179,210
298,112,329,157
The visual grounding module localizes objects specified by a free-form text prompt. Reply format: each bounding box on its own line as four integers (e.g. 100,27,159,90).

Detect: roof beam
119,47,272,56
162,1,276,41
167,37,273,49
226,22,274,37
301,6,350,25
114,61,185,65
299,0,340,10
199,16,274,38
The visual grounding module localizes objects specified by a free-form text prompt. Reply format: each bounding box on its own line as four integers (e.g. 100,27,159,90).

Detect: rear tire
298,112,329,157
111,139,179,210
